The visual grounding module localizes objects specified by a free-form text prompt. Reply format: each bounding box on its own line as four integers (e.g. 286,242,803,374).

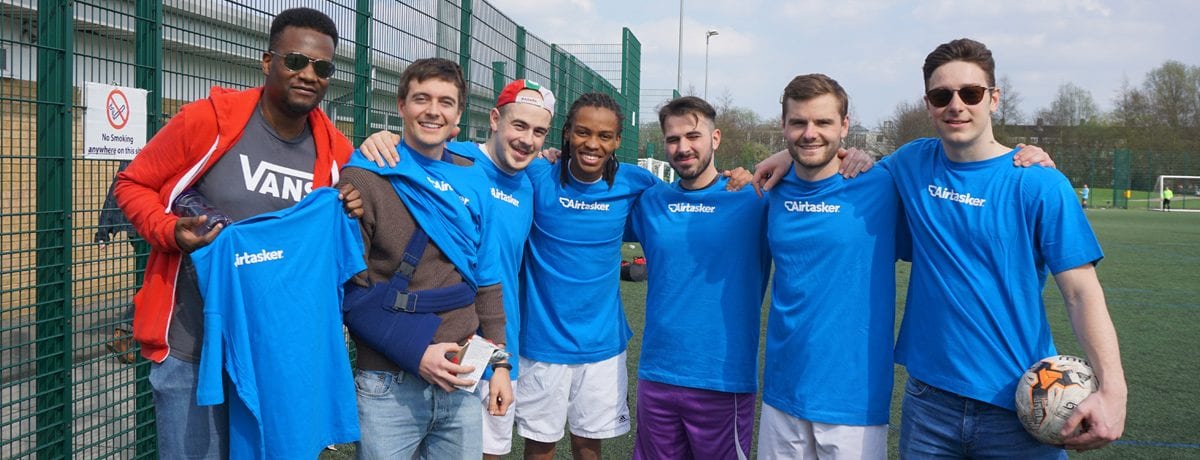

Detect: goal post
637,158,676,183
1154,175,1200,212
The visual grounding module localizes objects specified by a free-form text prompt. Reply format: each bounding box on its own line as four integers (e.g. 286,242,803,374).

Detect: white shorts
757,403,888,460
513,353,630,442
477,378,517,455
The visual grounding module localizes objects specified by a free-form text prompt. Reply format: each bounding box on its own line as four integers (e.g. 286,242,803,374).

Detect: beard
788,143,839,171
672,150,713,181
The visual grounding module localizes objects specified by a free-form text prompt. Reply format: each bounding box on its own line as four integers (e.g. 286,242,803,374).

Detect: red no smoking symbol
106,89,130,130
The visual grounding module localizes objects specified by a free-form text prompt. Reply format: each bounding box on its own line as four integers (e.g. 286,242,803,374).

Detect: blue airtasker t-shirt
519,159,659,364
628,176,769,394
447,141,534,379
192,187,365,459
765,165,905,426
887,138,1104,410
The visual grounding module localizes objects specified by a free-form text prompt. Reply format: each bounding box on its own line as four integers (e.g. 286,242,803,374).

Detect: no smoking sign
84,82,147,160
106,89,130,130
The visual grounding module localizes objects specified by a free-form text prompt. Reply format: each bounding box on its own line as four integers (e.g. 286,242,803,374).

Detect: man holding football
885,38,1126,457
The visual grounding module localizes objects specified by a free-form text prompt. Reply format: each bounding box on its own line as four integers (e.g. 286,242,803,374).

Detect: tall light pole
704,29,719,100
676,0,684,93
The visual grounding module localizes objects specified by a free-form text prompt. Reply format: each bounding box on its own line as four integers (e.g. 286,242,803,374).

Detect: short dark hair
923,38,995,89
270,8,338,49
559,92,624,188
398,58,467,111
780,73,849,120
657,96,716,129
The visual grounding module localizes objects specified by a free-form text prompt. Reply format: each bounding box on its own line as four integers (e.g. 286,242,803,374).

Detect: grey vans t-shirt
169,106,318,362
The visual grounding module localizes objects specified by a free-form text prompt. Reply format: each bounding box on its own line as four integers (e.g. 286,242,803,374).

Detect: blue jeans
354,369,482,459
149,355,229,459
899,377,1066,459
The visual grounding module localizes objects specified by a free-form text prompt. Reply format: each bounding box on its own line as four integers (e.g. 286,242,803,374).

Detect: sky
490,0,1200,129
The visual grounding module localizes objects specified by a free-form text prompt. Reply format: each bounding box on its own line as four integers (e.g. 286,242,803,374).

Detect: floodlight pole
676,0,683,92
704,29,718,100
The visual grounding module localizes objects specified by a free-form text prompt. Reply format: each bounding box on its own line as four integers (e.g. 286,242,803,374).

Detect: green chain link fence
1047,147,1197,211
994,125,1199,210
0,1,639,457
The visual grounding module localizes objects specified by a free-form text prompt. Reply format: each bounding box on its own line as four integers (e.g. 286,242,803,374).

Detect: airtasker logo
667,202,716,213
427,177,471,206
559,197,610,211
927,185,987,207
491,188,520,207
234,249,284,267
783,200,841,213
427,177,453,192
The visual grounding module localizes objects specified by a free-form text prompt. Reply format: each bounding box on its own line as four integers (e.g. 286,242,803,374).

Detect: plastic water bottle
171,189,232,236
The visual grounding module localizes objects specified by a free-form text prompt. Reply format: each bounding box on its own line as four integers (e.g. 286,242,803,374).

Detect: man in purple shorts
625,95,767,459
626,96,873,459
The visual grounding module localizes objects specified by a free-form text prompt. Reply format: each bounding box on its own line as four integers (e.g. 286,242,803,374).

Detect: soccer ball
1014,355,1098,444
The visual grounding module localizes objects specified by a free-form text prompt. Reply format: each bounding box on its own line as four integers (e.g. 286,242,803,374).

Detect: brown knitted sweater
340,160,504,373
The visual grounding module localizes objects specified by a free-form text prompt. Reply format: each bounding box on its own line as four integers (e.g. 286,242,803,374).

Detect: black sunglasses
269,50,335,79
926,86,994,108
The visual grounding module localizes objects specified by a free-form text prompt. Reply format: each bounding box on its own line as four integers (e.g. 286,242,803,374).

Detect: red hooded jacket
115,86,352,362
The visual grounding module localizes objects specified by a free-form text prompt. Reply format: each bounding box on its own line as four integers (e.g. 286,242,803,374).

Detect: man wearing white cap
358,78,555,458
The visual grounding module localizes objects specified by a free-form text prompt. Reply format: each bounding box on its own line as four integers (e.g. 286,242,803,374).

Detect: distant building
846,125,889,158
995,118,1059,146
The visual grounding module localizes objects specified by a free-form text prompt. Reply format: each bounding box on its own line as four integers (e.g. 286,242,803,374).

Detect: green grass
325,209,1200,459
1037,209,1200,458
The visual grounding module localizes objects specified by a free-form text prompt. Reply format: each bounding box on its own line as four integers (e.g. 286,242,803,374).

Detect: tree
680,83,699,97
1192,65,1200,129
1111,76,1152,128
638,121,664,159
714,101,768,170
878,98,934,153
1036,83,1099,126
1141,60,1198,129
995,75,1025,127
1107,61,1200,156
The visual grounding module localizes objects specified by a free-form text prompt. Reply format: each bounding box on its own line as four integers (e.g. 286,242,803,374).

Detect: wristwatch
492,362,512,371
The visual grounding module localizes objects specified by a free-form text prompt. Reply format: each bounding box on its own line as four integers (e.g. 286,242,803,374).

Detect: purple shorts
633,379,755,460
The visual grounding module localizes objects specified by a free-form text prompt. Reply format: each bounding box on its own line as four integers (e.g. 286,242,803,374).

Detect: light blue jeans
354,369,482,460
899,377,1066,459
149,355,229,459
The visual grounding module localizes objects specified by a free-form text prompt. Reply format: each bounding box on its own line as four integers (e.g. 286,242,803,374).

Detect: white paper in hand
454,335,500,393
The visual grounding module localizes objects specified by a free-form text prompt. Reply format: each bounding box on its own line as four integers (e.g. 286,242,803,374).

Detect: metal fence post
136,1,161,134
354,0,374,145
1113,148,1131,208
457,0,473,140
492,61,505,100
515,26,526,80
620,28,641,163
35,0,74,456
1146,152,1155,209
134,0,163,455
548,44,566,148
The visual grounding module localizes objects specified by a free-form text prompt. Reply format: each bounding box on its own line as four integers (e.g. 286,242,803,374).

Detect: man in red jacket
114,7,354,458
